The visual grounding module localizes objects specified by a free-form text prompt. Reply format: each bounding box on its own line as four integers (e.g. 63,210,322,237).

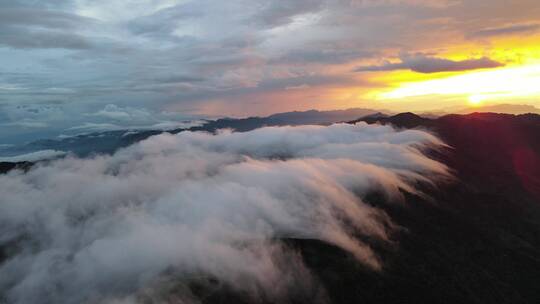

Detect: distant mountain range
427,103,540,116
2,105,540,163
459,103,540,115
0,108,384,160
1,108,540,167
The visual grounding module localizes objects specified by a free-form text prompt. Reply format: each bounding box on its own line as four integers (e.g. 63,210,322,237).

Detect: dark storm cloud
354,54,504,74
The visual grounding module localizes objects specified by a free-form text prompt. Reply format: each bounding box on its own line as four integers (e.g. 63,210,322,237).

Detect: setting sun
468,95,486,106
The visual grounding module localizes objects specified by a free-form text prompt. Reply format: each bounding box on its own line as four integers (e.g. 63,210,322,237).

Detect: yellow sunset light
379,63,540,104
468,95,486,106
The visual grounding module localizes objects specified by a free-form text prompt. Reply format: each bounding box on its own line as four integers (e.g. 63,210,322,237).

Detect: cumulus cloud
0,123,449,303
354,54,504,74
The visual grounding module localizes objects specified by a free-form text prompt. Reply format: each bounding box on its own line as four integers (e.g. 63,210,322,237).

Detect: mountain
351,112,431,128
183,108,386,133
352,112,540,194
266,108,386,124
458,104,540,115
0,161,33,174
0,130,164,159
329,112,540,303
0,108,388,161
424,104,540,117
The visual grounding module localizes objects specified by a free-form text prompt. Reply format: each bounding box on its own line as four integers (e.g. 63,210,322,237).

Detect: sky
1,0,540,142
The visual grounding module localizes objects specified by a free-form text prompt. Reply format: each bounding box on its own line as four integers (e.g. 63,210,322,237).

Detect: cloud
88,104,154,121
0,123,449,303
285,84,311,90
126,3,204,36
271,48,375,65
66,120,203,133
354,54,504,73
0,28,92,49
66,122,125,132
0,8,91,29
1,119,49,128
0,8,94,49
0,150,66,162
253,1,325,28
468,23,540,38
71,104,204,133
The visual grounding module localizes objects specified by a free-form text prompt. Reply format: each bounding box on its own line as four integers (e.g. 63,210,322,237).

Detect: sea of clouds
0,123,449,303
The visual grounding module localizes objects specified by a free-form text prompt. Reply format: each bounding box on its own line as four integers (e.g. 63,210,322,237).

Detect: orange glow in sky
342,32,540,113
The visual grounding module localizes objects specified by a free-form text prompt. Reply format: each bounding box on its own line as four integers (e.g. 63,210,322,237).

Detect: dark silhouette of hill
183,108,382,133
351,112,540,197
0,161,33,174
352,111,432,128
266,108,383,124
458,104,540,115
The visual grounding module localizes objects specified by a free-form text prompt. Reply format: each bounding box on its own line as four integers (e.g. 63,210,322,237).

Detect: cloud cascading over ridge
0,123,449,303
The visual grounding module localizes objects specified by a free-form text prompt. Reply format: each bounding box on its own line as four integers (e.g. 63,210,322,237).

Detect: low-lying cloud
0,150,66,162
0,123,449,303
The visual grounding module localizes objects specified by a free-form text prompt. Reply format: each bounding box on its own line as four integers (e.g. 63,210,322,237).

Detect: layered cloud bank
0,123,449,303
0,150,66,162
